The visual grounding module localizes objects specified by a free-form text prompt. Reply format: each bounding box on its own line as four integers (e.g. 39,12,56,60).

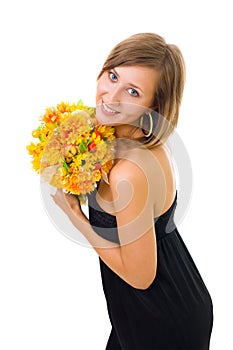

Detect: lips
101,101,119,115
103,103,116,113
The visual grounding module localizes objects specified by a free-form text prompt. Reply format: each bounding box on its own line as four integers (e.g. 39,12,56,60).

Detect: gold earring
139,112,153,138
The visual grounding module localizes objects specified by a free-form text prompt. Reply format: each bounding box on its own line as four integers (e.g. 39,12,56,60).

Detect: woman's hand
51,188,118,250
51,189,86,222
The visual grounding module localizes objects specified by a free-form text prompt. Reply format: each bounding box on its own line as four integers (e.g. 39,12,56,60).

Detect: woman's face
96,65,160,125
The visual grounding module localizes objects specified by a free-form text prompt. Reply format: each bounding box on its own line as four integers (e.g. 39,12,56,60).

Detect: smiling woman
96,65,160,128
52,32,213,349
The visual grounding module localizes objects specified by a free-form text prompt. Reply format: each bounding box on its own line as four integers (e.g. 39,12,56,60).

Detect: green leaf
63,161,69,172
77,99,84,106
79,140,88,153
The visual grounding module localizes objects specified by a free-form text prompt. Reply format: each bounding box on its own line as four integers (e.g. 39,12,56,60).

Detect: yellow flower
27,100,115,204
26,142,44,172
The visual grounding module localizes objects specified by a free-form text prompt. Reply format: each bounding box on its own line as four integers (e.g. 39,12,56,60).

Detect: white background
0,0,232,348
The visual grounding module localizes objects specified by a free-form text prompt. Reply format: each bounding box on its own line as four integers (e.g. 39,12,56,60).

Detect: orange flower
27,100,115,204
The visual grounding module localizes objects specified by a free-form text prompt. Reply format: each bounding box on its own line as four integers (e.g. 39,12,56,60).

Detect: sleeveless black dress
88,190,213,350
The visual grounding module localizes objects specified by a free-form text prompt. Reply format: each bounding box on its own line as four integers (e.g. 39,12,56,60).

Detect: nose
106,86,121,105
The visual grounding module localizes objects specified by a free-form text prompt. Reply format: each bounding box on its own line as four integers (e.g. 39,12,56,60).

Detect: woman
53,33,213,349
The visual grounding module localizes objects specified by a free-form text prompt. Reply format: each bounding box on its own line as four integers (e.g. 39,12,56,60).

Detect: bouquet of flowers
27,100,115,204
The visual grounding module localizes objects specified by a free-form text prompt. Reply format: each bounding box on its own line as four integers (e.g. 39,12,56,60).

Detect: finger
63,192,80,209
50,188,64,204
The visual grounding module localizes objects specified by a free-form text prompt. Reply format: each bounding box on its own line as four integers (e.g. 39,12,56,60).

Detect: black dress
88,190,213,350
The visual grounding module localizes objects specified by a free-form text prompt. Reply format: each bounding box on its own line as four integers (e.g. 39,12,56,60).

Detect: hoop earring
139,112,153,138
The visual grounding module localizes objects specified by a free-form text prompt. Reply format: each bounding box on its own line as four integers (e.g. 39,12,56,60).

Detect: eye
128,88,139,97
109,71,118,82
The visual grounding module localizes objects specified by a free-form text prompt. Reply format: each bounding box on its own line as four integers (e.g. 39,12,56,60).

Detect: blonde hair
98,33,186,147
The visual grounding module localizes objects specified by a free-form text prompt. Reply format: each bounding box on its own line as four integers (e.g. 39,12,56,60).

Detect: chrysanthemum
27,101,115,204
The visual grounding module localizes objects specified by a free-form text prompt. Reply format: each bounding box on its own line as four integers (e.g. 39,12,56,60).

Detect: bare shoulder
107,152,150,214
109,149,149,188
107,143,176,215
110,144,174,184
113,144,175,214
149,144,176,187
149,144,176,214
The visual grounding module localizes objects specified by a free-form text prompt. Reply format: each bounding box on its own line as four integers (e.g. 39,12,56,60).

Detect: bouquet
27,100,115,204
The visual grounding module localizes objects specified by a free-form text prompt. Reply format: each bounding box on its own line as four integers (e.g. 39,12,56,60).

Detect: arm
52,160,157,290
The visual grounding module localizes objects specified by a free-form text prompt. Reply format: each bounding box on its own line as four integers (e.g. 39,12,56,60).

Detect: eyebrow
113,68,144,94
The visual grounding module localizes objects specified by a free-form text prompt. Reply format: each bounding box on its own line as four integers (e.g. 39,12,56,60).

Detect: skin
96,66,159,129
52,65,176,290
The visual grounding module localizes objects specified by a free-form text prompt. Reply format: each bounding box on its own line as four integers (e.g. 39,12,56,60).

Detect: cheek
96,82,103,104
96,80,106,102
121,104,148,123
97,74,108,92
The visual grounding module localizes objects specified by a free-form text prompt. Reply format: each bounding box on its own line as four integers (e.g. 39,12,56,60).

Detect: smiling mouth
102,103,119,114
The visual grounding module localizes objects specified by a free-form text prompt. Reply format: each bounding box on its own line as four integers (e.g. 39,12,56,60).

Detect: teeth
103,104,116,113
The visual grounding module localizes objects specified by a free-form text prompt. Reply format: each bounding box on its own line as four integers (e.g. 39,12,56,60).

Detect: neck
114,124,142,139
